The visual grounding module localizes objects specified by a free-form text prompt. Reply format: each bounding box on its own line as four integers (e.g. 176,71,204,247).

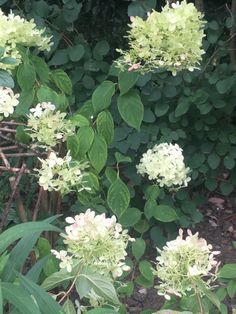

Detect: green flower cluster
37,152,90,195
117,1,206,75
0,10,52,70
27,102,75,148
154,229,220,300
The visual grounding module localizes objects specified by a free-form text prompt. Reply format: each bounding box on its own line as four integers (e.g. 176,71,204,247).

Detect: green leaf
88,134,107,173
0,70,14,88
132,238,146,260
196,280,221,311
220,182,233,196
96,111,114,144
115,152,132,164
216,76,236,94
105,167,117,183
117,89,144,131
227,280,236,298
0,282,2,314
31,55,49,82
63,299,76,314
37,86,68,111
26,255,49,283
19,274,64,314
144,199,157,220
107,178,130,217
15,126,31,144
0,220,60,254
118,71,139,95
92,80,116,113
77,126,94,157
175,98,190,117
67,135,80,159
76,274,92,299
207,153,220,170
17,61,36,90
219,264,236,278
68,44,85,62
93,40,110,60
15,89,35,115
41,268,74,291
154,205,178,222
79,272,120,305
119,207,142,227
69,114,89,127
139,260,154,282
2,282,41,314
87,308,117,314
51,69,72,95
135,275,153,288
144,185,160,200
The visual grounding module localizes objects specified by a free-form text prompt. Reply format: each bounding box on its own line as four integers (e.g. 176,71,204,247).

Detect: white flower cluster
52,209,135,278
154,229,220,300
37,152,89,195
0,10,52,70
136,143,191,189
117,0,205,75
0,87,19,118
27,102,75,148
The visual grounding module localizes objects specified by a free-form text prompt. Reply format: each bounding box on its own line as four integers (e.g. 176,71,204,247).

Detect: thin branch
0,121,26,126
0,128,16,133
9,177,27,223
0,149,10,169
0,163,27,230
1,152,45,158
32,187,44,221
0,166,30,174
0,145,18,151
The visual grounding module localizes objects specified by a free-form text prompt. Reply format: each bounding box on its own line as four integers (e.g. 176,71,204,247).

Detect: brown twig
0,128,16,133
1,152,45,158
0,145,18,151
32,187,44,221
0,166,30,174
0,163,27,230
9,177,27,222
0,121,25,126
0,149,10,169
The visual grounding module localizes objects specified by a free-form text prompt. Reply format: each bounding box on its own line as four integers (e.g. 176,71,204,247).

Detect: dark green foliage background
1,0,236,266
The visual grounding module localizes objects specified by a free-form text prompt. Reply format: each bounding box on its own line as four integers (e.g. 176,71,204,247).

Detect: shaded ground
126,195,236,313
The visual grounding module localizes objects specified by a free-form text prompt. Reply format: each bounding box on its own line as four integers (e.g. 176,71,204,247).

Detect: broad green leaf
93,40,110,60
92,80,115,113
15,89,35,115
144,199,157,220
175,97,190,117
135,274,153,288
77,126,94,157
132,238,146,260
196,280,221,311
117,89,144,131
207,153,220,170
107,178,130,217
68,44,85,62
219,264,236,278
96,111,114,144
216,76,236,94
63,299,76,314
0,253,9,276
69,114,89,127
0,282,2,314
119,207,142,227
15,126,31,144
17,61,36,90
67,135,80,159
226,280,236,298
118,71,139,95
144,185,160,200
75,274,93,299
105,167,117,183
0,221,60,254
139,260,154,283
51,69,72,95
79,273,120,305
2,282,41,314
31,55,49,82
154,205,178,222
19,274,64,314
155,311,193,314
0,69,14,88
115,152,132,164
88,134,107,173
37,86,68,111
41,268,74,290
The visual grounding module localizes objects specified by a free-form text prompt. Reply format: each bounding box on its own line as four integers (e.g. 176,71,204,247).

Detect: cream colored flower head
0,87,19,118
117,0,206,75
0,10,52,70
154,229,220,299
52,209,134,278
27,102,75,148
36,151,90,195
137,143,191,189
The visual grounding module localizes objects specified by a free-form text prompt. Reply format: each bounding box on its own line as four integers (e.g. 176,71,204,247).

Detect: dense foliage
0,0,236,313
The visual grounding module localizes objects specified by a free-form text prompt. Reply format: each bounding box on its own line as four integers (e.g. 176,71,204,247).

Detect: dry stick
0,149,10,169
0,145,19,151
9,177,27,222
0,163,27,230
0,133,40,154
32,187,44,221
0,121,25,126
0,128,16,133
0,166,30,174
1,152,46,158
